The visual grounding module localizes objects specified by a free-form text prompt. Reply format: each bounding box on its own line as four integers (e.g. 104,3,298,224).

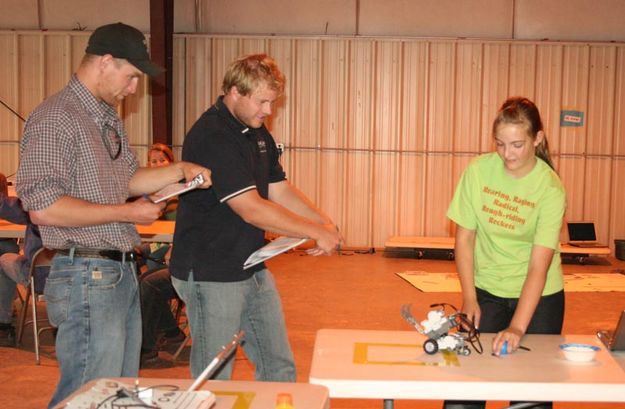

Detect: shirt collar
214,95,252,136
68,75,121,131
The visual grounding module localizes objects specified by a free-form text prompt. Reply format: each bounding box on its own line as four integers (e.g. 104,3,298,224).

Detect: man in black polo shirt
170,54,343,381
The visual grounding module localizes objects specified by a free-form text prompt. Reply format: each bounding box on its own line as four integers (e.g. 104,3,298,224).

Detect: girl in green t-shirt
445,97,566,409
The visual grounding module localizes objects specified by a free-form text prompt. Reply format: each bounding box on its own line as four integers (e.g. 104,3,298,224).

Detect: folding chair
16,247,56,364
170,296,191,363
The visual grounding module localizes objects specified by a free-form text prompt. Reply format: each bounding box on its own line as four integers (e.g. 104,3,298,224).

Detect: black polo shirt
170,96,286,282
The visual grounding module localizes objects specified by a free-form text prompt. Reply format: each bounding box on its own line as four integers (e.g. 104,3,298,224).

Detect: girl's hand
492,326,524,355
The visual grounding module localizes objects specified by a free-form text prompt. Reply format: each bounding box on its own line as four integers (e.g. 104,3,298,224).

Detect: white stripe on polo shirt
220,185,257,203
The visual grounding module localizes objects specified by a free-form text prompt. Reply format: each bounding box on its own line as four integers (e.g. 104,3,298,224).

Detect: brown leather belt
57,248,136,262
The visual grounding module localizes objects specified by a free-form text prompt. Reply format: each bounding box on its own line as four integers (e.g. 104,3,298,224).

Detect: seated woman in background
0,172,43,346
147,143,178,220
139,143,185,367
0,174,20,256
445,97,566,409
139,143,178,271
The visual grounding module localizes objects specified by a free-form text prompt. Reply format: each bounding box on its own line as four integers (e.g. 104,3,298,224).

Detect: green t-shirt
447,153,566,298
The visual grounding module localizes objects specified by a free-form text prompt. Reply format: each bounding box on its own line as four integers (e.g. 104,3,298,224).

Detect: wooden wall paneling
559,45,590,155
424,42,457,236
211,37,240,99
508,43,537,100
122,74,151,147
0,144,19,178
318,150,346,237
480,43,510,152
395,40,428,237
448,153,476,237
267,38,294,152
5,32,625,247
134,146,148,166
0,34,19,148
172,36,186,151
318,40,349,233
450,154,475,190
612,47,625,156
291,39,321,148
372,152,398,246
583,157,613,243
396,153,426,236
319,39,348,149
0,14,18,182
43,35,71,98
344,39,375,245
290,148,319,207
399,41,428,152
396,40,429,236
373,40,401,151
453,41,483,153
534,44,564,156
399,41,429,153
372,40,401,243
615,47,625,156
184,37,213,132
289,39,321,204
344,151,373,246
70,33,88,75
348,39,374,150
239,37,267,56
427,42,454,152
424,153,454,236
558,155,586,222
609,158,625,247
18,34,44,124
586,45,617,155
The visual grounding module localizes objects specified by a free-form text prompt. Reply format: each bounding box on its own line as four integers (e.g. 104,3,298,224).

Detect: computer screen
567,222,597,241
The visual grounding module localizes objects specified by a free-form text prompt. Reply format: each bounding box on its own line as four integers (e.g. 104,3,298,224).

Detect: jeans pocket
88,264,124,290
44,277,72,327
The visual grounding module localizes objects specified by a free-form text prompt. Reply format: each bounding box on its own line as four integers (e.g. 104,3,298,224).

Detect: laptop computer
597,310,625,351
567,221,606,248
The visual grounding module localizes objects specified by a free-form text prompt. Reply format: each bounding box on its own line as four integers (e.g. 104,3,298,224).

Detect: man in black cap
17,22,211,408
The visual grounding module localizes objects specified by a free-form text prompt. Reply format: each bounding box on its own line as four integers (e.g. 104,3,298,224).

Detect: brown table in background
0,219,175,243
385,235,611,264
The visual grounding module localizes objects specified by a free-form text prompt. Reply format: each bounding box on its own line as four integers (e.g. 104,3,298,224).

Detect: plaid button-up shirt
17,75,140,251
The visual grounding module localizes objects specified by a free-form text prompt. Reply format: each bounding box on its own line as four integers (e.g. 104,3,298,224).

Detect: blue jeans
0,238,19,256
45,255,141,408
137,242,170,273
0,253,28,324
172,269,296,381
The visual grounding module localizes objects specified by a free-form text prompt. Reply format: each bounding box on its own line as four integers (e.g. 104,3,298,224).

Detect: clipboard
244,236,309,270
149,173,204,204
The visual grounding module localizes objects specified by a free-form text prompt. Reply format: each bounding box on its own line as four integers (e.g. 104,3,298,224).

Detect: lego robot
401,303,482,356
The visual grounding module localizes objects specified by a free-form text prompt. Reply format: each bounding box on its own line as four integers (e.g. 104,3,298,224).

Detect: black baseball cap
86,22,164,77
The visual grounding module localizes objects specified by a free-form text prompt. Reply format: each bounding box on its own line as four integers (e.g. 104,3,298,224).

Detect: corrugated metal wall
1,31,624,249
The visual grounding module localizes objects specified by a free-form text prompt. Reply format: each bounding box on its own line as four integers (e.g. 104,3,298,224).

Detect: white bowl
559,343,600,362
